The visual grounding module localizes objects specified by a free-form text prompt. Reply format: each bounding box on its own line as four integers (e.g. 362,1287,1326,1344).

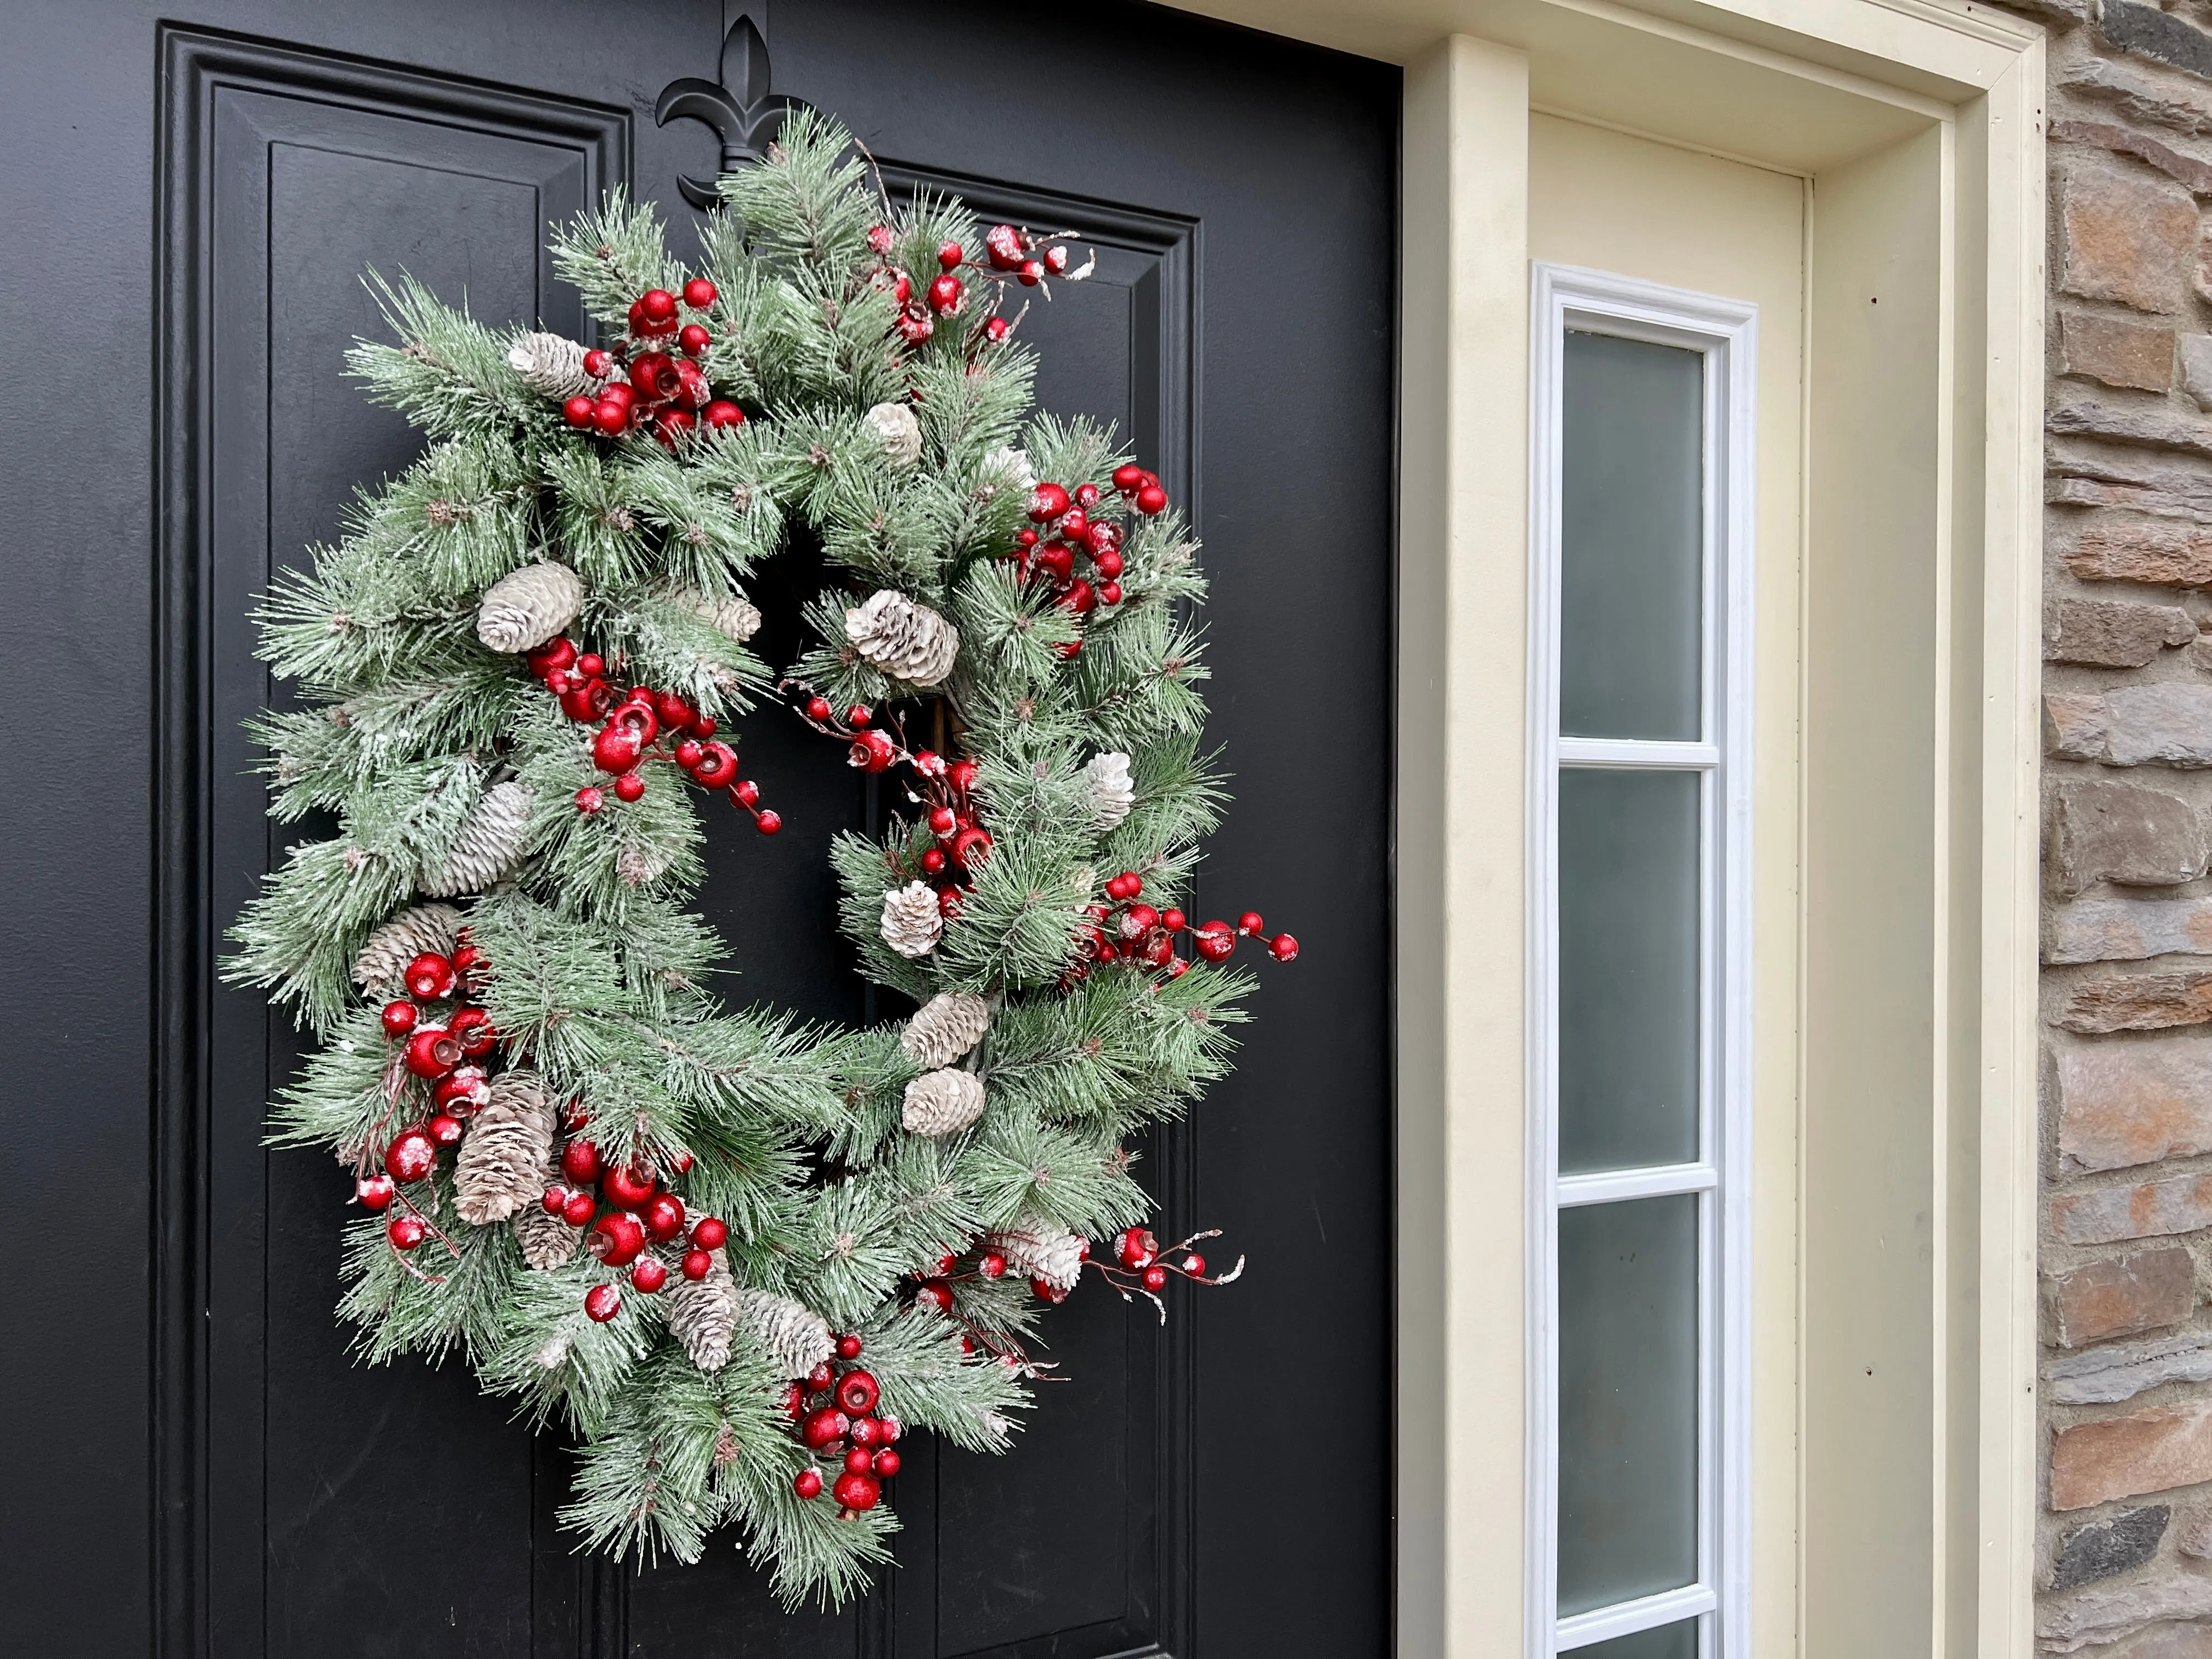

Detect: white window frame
1524,262,1758,1659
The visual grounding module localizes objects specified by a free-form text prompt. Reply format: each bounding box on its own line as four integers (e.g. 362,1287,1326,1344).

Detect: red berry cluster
523,635,780,832
1070,869,1299,988
1003,464,1170,654
1103,1224,1224,1297
559,279,745,445
359,936,499,1248
862,221,1085,351
786,1334,903,1515
783,692,988,917
540,1125,730,1323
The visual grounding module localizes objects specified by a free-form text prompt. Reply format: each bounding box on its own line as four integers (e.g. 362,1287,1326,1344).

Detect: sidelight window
1527,265,1757,1659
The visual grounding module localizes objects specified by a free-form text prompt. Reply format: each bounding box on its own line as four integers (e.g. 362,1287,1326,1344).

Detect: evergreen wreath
227,111,1297,1606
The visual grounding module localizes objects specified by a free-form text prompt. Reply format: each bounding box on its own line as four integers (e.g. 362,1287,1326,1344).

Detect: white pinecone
420,781,533,897
995,1218,1087,1294
735,1286,836,1378
902,1067,986,1137
670,1248,741,1372
864,400,923,467
506,330,601,400
1082,751,1136,831
681,587,763,645
476,562,583,653
351,902,463,997
453,1072,555,1225
615,842,673,888
900,990,991,1068
514,1184,583,1271
983,444,1035,495
844,589,960,686
880,881,944,958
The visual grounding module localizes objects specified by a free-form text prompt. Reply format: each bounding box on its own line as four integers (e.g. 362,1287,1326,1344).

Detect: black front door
1,3,1396,1654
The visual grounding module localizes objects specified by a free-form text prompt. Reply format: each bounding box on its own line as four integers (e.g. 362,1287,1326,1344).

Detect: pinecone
681,587,763,645
506,330,600,400
1082,751,1136,831
900,990,991,1067
420,781,532,897
735,1286,835,1378
995,1218,1088,1294
902,1067,986,1137
453,1071,555,1225
669,1248,739,1372
351,902,463,997
534,1333,574,1370
615,842,672,888
844,589,959,686
863,400,923,467
514,1181,583,1270
983,444,1035,495
879,881,943,958
476,562,584,653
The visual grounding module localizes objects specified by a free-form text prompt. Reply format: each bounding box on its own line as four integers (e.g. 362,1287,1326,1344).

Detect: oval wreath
227,110,1294,1606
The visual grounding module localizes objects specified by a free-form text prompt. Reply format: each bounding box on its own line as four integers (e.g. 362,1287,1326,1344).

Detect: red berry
921,849,947,875
655,409,696,445
731,778,760,806
691,1216,729,1251
844,1446,874,1475
381,1000,419,1036
427,1113,465,1149
1142,1263,1169,1291
655,692,696,731
1018,259,1044,286
682,277,717,309
984,316,1011,342
703,399,745,429
562,1192,597,1227
915,1280,954,1314
1112,463,1146,492
387,1214,428,1250
613,772,646,803
542,1186,569,1216
1098,582,1123,606
927,274,963,314
836,1369,880,1416
630,1256,668,1293
1136,484,1169,515
403,1025,460,1080
639,288,677,323
602,1164,658,1211
877,1415,902,1442
1161,908,1186,933
805,696,833,722
833,1471,882,1513
867,224,894,256
592,400,628,436
692,715,716,738
936,1253,958,1277
692,741,738,788
674,738,704,770
979,1251,1007,1279
1237,911,1265,936
1032,1276,1070,1304
929,806,958,836
562,1140,603,1184
681,1249,712,1280
1182,1252,1207,1278
802,1407,850,1450
873,1447,901,1477
574,786,605,814
1028,482,1071,523
642,1192,687,1243
563,395,596,428
447,1009,495,1059
1195,924,1235,963
356,1174,397,1211
837,1333,864,1360
679,323,711,357
848,730,898,774
794,1468,824,1499
809,1361,836,1393
584,1283,622,1322
404,952,456,1001
1269,933,1300,962
1094,549,1124,579
754,808,784,837
588,1212,647,1267
847,704,872,728
936,241,963,270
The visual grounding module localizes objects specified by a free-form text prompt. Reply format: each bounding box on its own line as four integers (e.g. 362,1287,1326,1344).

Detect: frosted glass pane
1558,1195,1700,1616
1560,330,1703,740
1558,769,1701,1173
1572,1619,1699,1659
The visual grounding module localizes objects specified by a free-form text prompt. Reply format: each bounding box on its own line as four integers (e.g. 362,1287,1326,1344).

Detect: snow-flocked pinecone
351,902,464,997
902,1067,986,1137
506,331,601,400
453,1071,555,1225
420,781,533,897
614,842,673,889
735,1286,835,1378
900,990,991,1068
1082,751,1136,831
982,444,1035,495
514,1170,583,1271
880,881,944,958
476,562,584,653
864,400,923,467
995,1218,1088,1294
682,587,763,645
669,1247,740,1372
845,589,959,686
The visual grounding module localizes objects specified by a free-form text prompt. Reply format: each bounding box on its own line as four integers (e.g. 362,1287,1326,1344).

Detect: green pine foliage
223,107,1266,1606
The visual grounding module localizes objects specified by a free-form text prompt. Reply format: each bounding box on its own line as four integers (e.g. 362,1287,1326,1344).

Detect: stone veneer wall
2008,1,2212,1649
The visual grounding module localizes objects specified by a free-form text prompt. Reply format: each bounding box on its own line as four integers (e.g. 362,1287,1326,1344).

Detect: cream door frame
1168,1,2045,1655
